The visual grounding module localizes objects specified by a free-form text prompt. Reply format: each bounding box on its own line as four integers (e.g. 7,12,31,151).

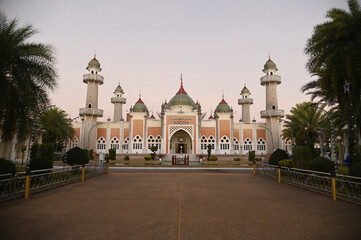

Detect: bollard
106,159,110,174
24,167,31,199
81,164,85,182
253,160,256,175
331,169,337,201
278,167,281,183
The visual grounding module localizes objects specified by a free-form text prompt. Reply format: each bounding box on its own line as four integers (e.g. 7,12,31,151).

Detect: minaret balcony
260,109,284,118
83,74,104,84
238,98,253,105
260,75,281,86
111,97,126,104
79,108,103,117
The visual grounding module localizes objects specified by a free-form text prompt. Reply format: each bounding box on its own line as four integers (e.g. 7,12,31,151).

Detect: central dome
168,82,196,108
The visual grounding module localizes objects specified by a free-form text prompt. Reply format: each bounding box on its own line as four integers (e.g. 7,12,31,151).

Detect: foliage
337,166,349,176
208,156,218,161
234,158,240,161
124,155,130,161
255,158,262,162
292,146,312,169
278,159,295,168
29,143,54,170
269,149,289,165
150,145,158,160
207,144,212,159
303,0,361,164
349,145,361,165
248,150,255,162
308,157,334,173
349,162,361,177
109,148,116,160
89,149,94,160
0,158,16,176
144,156,152,161
0,12,57,141
63,147,89,166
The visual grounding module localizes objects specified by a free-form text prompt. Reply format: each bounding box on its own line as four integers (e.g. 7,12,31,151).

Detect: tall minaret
111,85,126,121
79,56,104,150
260,58,284,153
238,85,253,123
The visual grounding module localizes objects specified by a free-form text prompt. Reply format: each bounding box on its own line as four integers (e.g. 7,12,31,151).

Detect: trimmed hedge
109,149,116,160
278,159,295,168
144,156,152,161
349,162,361,177
124,155,130,160
0,158,16,176
308,157,334,173
248,150,255,162
64,147,89,166
29,143,55,170
208,156,218,161
234,158,241,161
269,149,289,165
293,146,312,168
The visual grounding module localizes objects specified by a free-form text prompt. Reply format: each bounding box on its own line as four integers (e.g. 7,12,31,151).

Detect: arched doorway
170,130,192,154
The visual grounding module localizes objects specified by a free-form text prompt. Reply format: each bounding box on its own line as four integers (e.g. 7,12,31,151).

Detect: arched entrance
170,130,192,154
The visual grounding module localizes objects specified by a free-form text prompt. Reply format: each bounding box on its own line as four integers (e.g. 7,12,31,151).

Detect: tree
207,144,212,160
39,107,74,150
303,0,361,164
150,145,158,160
63,147,89,166
0,12,57,141
29,143,54,170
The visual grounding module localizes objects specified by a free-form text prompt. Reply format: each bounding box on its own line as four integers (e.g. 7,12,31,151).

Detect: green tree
63,147,89,166
303,0,361,164
0,12,57,141
39,107,74,150
150,145,158,160
207,144,212,160
29,143,54,170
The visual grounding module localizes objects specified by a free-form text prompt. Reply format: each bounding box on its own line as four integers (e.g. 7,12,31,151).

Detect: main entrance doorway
170,130,192,154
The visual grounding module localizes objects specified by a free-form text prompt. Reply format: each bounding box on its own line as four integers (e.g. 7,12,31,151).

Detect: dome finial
268,51,270,60
94,50,96,59
180,72,183,87
222,87,224,99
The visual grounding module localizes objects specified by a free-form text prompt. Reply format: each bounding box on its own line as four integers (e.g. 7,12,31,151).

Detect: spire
176,74,187,94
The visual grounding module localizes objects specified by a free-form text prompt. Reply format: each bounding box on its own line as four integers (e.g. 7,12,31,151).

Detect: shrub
150,146,158,160
144,156,152,161
64,147,89,166
255,158,262,162
349,162,361,177
89,149,94,160
109,148,116,160
207,144,212,159
292,146,312,169
0,159,16,176
124,155,130,161
234,158,240,161
308,157,334,173
208,156,218,161
337,166,349,176
248,150,255,162
269,149,289,165
278,159,295,168
29,157,53,170
29,143,54,170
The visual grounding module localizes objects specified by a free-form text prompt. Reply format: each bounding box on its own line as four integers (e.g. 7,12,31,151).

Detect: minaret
79,56,104,150
238,85,253,123
260,57,284,153
111,84,126,121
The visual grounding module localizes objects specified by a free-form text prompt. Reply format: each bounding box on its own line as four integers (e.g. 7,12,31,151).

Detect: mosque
70,56,292,160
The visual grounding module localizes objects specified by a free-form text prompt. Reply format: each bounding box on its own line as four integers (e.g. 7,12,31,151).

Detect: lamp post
260,125,274,153
87,122,102,150
63,116,82,165
336,135,342,167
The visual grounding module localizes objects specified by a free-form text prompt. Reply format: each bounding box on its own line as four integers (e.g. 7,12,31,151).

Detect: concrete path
0,169,360,240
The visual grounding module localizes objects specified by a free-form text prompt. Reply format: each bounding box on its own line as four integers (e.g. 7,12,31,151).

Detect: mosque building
70,56,292,160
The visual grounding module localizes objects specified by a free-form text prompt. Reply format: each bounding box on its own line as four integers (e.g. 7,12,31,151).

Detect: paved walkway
0,169,361,240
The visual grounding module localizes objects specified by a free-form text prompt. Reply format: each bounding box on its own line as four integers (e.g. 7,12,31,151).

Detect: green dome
264,59,276,70
241,86,250,95
168,84,196,108
215,98,231,113
88,57,100,69
114,85,124,94
133,98,148,112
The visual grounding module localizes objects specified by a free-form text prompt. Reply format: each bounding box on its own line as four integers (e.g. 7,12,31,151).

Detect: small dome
168,83,196,108
263,58,276,70
215,98,231,113
241,86,250,95
88,57,101,69
114,85,124,94
132,98,148,112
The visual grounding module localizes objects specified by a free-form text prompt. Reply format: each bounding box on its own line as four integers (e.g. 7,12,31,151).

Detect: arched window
270,72,273,75
97,137,106,150
272,105,276,110
244,137,252,151
285,138,292,154
133,135,143,150
110,137,120,149
234,138,240,151
91,70,94,74
122,137,129,150
201,136,207,150
72,136,79,148
220,136,230,150
88,103,92,108
208,136,215,150
257,138,266,151
147,135,161,150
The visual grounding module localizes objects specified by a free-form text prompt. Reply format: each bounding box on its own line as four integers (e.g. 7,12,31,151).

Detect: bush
278,159,295,168
208,156,218,161
64,147,89,166
0,159,16,176
308,157,334,173
255,158,262,162
144,156,152,161
269,149,289,165
124,155,130,161
29,157,53,170
248,150,255,162
29,143,54,170
292,146,312,169
89,149,94,160
109,148,116,160
349,162,361,177
234,158,240,161
337,166,349,176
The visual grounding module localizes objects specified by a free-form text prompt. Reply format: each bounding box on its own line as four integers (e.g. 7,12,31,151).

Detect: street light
87,122,102,150
260,125,274,153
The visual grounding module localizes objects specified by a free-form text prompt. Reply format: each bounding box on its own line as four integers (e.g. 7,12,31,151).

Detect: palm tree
39,108,74,150
0,12,57,141
282,102,330,155
303,0,361,164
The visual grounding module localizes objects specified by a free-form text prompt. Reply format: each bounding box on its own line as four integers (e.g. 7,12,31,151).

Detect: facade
70,56,291,159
